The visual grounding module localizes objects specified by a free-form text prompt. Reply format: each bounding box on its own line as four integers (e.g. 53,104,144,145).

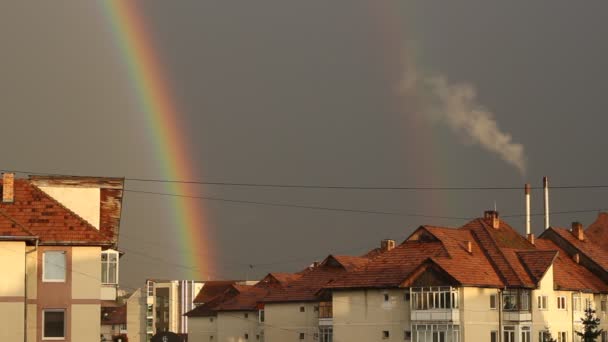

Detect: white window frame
42,251,66,283
538,295,548,310
557,296,567,310
42,309,66,340
101,249,119,285
490,294,497,310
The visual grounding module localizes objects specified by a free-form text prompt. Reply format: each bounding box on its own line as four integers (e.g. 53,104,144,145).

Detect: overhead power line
5,168,608,191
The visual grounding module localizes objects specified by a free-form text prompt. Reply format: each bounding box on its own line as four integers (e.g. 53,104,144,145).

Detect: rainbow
101,1,212,279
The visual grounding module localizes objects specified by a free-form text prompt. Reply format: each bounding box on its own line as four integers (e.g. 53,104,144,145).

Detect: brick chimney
484,210,500,229
381,239,396,252
527,233,535,245
2,173,14,203
571,222,584,241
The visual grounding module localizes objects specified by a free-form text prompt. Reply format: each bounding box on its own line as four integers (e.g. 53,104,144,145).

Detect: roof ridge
479,218,527,285
29,182,107,238
0,208,36,237
516,250,558,284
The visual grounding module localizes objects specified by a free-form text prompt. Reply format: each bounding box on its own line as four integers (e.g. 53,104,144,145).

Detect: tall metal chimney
525,183,531,235
543,176,550,229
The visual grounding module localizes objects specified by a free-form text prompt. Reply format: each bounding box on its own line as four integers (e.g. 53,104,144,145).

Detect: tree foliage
576,305,604,342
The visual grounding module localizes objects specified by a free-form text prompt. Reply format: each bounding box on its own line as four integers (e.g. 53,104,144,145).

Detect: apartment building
0,173,124,341
184,209,608,342
101,304,127,340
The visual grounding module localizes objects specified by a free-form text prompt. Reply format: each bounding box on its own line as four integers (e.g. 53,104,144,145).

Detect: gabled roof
516,250,558,284
586,212,608,250
214,286,270,311
0,179,113,245
535,239,608,292
256,273,302,289
193,281,242,305
544,227,608,271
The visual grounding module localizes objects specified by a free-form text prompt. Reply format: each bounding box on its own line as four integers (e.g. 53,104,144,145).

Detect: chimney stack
484,210,500,229
527,233,535,245
525,183,531,236
571,222,584,241
543,177,550,229
381,239,396,252
2,173,14,203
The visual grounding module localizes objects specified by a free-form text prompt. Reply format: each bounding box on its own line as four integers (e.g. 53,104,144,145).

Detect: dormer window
101,249,119,284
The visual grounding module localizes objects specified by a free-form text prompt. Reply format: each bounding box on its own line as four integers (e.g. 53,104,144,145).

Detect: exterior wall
531,265,572,338
461,287,499,341
72,304,101,341
0,302,25,341
333,289,409,342
127,288,147,342
0,241,25,341
27,303,37,342
38,186,101,229
71,246,101,299
264,302,319,342
188,316,217,342
217,311,260,342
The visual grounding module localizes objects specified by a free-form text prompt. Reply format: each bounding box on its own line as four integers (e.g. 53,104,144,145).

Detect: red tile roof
0,179,112,245
214,286,270,311
101,305,126,325
586,212,608,249
516,250,558,283
548,227,608,271
193,281,242,305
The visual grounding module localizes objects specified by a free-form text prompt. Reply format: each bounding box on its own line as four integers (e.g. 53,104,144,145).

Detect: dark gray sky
1,1,608,289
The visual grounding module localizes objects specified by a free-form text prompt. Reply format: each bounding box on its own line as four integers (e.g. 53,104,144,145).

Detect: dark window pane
44,311,65,338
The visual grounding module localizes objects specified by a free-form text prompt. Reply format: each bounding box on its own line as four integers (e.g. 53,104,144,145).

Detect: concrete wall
0,241,25,341
38,186,101,229
333,289,409,342
264,302,319,342
217,311,260,342
0,302,25,341
461,287,499,341
71,304,101,341
188,315,217,342
127,288,147,342
71,246,101,299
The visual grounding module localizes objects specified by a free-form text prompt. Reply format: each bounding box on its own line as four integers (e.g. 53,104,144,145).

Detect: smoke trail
399,59,527,176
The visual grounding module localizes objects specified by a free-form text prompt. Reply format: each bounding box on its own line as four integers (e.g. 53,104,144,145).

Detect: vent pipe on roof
573,253,580,264
466,241,472,254
543,176,550,230
525,183,531,236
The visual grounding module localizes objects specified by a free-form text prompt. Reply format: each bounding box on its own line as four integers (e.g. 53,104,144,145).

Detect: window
504,326,515,342
43,251,66,282
573,294,582,312
299,332,305,340
502,289,530,311
319,301,332,318
256,335,260,340
601,300,607,313
539,331,549,342
491,331,498,342
538,295,548,310
259,310,265,323
404,330,411,341
382,331,390,339
412,324,459,342
101,250,119,284
490,294,497,309
557,296,567,310
522,326,531,342
299,306,305,312
147,281,154,297
244,333,249,340
43,309,65,339
411,287,459,310
384,293,390,302
404,293,411,301
602,331,607,342
320,326,333,342
244,313,248,319
557,332,567,342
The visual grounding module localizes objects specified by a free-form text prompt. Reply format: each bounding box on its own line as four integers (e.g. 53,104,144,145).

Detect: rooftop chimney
525,184,531,236
484,210,500,229
381,239,396,252
543,176,550,229
571,222,584,241
2,173,14,203
466,241,472,254
527,233,535,245
574,253,580,264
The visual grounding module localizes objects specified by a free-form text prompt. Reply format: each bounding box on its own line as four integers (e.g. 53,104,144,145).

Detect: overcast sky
1,1,608,289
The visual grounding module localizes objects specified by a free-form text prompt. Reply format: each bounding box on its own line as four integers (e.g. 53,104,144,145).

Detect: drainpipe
498,289,503,342
24,239,39,342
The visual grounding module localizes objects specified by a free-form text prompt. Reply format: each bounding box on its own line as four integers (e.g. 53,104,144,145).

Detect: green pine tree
576,304,604,342
542,328,557,342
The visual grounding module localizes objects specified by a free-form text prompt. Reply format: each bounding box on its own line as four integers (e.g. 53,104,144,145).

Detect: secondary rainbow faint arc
101,1,212,279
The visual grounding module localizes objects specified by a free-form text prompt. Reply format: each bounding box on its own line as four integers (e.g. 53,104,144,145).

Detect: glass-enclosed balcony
318,301,333,326
502,289,531,322
411,287,460,323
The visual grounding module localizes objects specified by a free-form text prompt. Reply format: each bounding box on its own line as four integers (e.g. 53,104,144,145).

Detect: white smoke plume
399,59,527,176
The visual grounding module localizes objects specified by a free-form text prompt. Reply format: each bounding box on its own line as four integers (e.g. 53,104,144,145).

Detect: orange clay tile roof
586,212,608,249
193,281,242,304
547,227,608,271
214,286,270,311
535,239,608,292
186,286,241,317
0,179,111,245
516,250,558,283
256,273,303,288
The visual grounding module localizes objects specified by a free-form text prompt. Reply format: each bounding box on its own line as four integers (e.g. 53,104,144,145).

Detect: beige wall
127,288,147,342
71,304,101,341
264,302,319,342
38,186,100,229
0,241,25,297
461,287,499,341
217,311,260,342
26,246,38,300
27,303,37,342
71,246,101,299
188,316,217,342
0,303,24,341
333,289,409,342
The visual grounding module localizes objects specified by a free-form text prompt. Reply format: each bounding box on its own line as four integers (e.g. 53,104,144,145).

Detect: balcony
411,309,460,323
318,301,333,326
502,311,531,322
502,289,531,322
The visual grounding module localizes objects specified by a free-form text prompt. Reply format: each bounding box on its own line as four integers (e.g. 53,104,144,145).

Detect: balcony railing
319,302,332,319
410,287,460,323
